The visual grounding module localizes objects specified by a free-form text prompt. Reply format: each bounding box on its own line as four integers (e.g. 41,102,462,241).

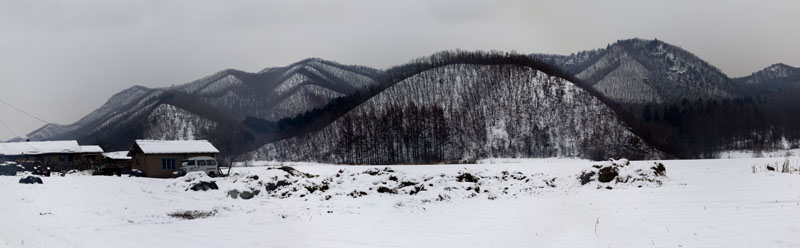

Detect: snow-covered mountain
733,63,800,94
26,59,384,153
248,53,663,163
26,50,661,162
535,39,800,158
22,38,800,162
537,39,737,104
142,104,218,140
27,85,152,141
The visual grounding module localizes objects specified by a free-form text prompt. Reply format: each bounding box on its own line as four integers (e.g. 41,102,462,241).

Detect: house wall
132,153,216,178
4,153,105,171
103,158,131,170
40,154,78,171
8,154,78,171
82,153,104,170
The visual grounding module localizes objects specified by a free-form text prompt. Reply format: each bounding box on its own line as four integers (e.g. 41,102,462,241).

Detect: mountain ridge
22,39,798,161
535,38,739,104
24,58,386,154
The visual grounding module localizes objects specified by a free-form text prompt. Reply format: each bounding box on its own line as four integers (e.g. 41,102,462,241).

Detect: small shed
98,151,132,176
127,140,219,178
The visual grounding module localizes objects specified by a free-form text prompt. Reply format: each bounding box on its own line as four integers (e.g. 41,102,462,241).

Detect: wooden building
127,140,219,178
79,145,104,171
0,140,105,172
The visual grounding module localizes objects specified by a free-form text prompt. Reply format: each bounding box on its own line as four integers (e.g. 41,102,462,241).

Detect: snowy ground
718,148,800,159
1,157,800,248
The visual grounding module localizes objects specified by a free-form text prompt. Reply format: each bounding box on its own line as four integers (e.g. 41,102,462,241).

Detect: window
161,158,176,170
197,160,206,166
187,160,195,166
207,160,217,166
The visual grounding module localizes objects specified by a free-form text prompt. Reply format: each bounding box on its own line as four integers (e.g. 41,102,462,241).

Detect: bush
652,162,667,176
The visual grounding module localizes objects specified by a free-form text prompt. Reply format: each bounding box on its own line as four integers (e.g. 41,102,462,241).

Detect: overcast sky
1,0,799,140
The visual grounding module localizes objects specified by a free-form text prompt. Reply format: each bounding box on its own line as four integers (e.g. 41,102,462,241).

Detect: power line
0,118,21,139
0,117,10,154
0,97,50,124
0,116,38,153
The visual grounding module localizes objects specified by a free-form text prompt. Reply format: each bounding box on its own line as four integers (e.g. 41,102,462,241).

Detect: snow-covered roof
0,140,82,156
132,140,220,155
80,145,104,154
103,151,131,160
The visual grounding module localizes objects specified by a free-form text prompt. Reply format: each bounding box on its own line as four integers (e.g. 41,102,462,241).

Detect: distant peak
129,85,150,91
259,58,327,74
759,63,797,73
744,63,799,81
767,63,795,70
301,57,324,63
606,38,688,55
114,85,150,95
292,58,334,67
612,38,669,46
214,68,242,76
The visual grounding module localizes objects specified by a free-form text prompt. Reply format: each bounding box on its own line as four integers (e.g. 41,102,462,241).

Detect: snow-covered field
2,157,800,248
718,148,800,159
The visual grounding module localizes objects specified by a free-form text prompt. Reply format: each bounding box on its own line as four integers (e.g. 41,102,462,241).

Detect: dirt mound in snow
220,166,561,203
182,162,668,205
579,159,667,189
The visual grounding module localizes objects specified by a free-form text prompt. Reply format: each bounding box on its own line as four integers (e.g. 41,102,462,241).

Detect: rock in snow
19,176,43,184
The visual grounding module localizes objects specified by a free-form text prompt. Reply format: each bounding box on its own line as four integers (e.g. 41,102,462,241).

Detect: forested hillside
539,39,800,158
247,52,662,163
